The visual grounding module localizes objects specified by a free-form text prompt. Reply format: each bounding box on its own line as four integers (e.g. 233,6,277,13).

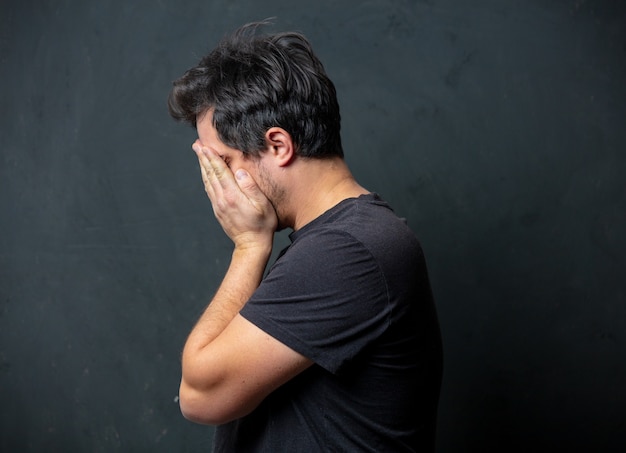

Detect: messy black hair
168,21,343,158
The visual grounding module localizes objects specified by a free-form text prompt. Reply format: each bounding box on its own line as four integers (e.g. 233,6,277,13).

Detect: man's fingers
234,169,264,205
197,153,216,199
193,145,215,198
192,141,237,191
194,145,249,213
195,146,230,187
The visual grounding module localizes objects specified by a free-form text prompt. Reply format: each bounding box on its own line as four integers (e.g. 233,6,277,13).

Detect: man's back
214,193,443,452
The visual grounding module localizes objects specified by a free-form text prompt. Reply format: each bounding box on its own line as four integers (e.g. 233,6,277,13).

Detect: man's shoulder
296,193,398,234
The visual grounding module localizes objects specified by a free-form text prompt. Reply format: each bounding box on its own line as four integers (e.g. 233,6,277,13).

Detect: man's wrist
232,241,273,263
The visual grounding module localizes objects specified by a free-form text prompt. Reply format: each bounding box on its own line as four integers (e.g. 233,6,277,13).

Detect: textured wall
1,0,625,451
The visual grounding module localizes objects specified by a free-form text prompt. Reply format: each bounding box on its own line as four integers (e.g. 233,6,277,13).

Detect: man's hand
193,141,277,251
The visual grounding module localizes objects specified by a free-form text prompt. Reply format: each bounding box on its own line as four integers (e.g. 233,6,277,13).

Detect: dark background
1,0,625,451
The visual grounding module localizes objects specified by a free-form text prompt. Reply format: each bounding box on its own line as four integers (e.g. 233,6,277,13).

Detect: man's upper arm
179,313,313,425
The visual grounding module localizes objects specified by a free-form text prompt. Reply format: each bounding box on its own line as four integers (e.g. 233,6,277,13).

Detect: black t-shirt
213,193,443,452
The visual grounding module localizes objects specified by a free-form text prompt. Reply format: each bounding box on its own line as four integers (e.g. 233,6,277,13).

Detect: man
168,21,443,452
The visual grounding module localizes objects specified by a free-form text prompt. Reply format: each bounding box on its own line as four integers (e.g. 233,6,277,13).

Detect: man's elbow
178,380,252,425
179,398,217,425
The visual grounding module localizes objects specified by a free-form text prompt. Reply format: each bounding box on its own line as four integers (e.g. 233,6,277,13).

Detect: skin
178,110,368,425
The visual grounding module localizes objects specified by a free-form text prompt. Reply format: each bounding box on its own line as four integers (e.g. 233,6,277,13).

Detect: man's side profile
168,21,443,452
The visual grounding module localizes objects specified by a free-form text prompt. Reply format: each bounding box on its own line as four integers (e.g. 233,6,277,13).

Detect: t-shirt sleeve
239,228,391,374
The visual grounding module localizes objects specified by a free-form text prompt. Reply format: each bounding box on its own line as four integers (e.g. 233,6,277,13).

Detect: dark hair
168,21,343,158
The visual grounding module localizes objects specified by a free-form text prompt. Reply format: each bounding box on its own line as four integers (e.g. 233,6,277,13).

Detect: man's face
195,111,287,226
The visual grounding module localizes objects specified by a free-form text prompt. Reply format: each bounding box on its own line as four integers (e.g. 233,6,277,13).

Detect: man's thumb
235,169,259,194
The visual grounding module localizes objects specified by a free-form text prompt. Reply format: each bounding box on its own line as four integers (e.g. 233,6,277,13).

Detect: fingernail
235,169,247,180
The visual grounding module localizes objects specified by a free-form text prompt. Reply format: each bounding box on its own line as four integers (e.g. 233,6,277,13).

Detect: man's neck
287,157,369,231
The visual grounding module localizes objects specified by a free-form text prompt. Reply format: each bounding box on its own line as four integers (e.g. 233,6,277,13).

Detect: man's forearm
182,245,272,358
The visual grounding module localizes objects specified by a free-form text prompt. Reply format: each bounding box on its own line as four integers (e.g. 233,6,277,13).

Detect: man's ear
265,127,295,167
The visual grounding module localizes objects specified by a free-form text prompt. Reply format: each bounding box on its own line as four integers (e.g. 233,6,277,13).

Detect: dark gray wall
1,0,625,451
